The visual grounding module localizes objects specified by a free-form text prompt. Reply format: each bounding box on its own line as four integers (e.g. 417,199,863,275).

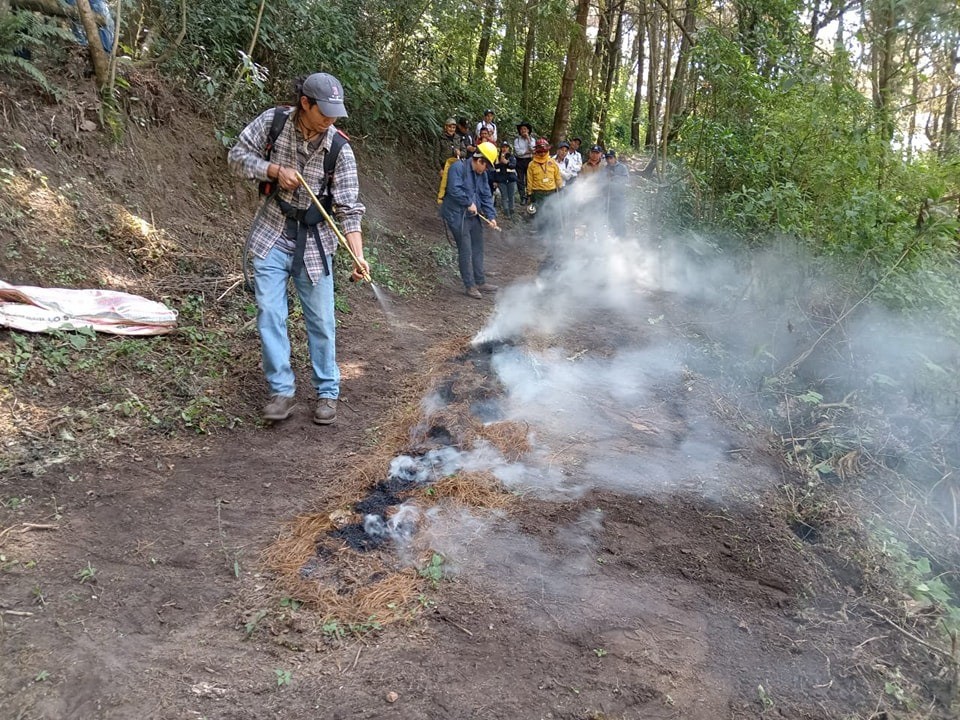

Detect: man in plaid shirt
228,72,370,425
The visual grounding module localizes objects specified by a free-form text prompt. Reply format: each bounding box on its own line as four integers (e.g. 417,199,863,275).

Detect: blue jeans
500,181,516,216
252,245,339,398
442,209,486,288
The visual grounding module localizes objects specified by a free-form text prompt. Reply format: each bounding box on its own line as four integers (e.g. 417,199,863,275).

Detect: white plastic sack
0,280,178,336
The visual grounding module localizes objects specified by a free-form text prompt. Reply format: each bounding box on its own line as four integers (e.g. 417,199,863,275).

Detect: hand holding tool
295,172,372,282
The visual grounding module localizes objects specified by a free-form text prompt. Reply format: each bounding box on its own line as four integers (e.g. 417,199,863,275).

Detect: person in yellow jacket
526,138,564,236
526,138,563,204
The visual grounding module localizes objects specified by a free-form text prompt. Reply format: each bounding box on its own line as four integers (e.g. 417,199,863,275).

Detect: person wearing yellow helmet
440,141,500,299
476,140,498,165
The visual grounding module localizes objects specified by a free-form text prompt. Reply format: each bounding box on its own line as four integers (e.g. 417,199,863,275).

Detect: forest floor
1,73,957,719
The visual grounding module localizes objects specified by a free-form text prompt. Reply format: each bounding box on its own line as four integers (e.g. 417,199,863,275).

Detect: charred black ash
466,338,516,356
470,397,504,421
354,484,405,516
330,522,389,552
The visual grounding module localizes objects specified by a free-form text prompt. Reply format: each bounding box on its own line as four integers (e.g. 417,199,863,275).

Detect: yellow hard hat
475,141,498,166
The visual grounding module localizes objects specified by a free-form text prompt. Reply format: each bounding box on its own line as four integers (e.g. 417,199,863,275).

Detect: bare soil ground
0,75,955,720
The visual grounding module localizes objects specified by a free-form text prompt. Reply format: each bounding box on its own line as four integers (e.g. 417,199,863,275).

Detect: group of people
435,110,631,298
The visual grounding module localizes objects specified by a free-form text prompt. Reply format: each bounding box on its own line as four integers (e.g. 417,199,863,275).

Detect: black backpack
258,106,349,212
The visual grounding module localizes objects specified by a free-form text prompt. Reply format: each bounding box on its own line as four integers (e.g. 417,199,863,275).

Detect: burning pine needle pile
263,337,529,623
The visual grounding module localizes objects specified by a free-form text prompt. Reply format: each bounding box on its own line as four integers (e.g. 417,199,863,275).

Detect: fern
0,53,60,97
0,12,71,97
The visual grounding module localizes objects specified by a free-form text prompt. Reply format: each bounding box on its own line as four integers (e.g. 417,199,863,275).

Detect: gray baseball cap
302,72,348,118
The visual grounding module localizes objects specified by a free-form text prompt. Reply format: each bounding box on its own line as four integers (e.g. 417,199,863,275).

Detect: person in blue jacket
441,141,500,299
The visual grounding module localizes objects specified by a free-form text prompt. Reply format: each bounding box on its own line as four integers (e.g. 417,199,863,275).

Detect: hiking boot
263,394,297,421
313,397,337,425
465,286,482,299
477,283,499,293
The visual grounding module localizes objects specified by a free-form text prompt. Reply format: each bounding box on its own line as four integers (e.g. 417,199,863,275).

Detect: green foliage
74,562,97,584
0,11,72,97
875,526,960,634
670,29,960,336
418,552,445,586
321,615,383,641
273,668,292,687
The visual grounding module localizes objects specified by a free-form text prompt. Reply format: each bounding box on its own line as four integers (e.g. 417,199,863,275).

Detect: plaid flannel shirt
228,108,365,284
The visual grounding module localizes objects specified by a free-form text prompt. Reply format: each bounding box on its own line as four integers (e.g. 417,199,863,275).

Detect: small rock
80,120,98,132
385,691,399,703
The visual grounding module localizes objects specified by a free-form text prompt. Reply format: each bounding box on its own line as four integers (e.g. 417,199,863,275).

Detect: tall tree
551,0,592,143
644,0,661,149
474,0,498,80
586,0,612,132
940,41,960,156
867,0,899,142
496,0,523,96
521,0,538,113
630,5,647,148
597,0,625,145
664,0,697,143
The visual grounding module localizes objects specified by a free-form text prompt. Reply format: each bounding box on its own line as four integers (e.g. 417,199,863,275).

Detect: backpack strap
320,129,349,212
258,106,293,196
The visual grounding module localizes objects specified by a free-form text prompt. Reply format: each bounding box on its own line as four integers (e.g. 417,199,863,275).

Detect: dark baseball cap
590,144,603,153
303,73,348,118
558,141,570,149
605,149,616,158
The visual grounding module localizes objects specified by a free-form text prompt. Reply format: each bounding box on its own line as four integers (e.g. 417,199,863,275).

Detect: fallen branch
434,610,473,637
216,278,244,302
868,607,956,663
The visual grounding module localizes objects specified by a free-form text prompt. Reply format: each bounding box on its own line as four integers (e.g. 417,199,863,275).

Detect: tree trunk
657,0,674,171
496,0,521,96
74,0,110,88
474,0,497,81
664,0,696,143
521,0,537,114
584,0,610,135
630,7,646,148
906,44,919,161
942,44,959,157
550,0,591,143
597,0,624,146
644,0,660,149
869,0,898,142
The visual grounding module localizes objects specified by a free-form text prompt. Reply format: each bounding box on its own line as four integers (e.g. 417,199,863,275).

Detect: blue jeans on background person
252,245,339,399
500,180,516,217
442,209,486,288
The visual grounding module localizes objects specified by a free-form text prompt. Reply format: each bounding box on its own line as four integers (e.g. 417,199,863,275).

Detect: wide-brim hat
303,72,348,118
516,121,533,133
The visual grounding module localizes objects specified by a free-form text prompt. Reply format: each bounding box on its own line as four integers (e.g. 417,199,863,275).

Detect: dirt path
0,191,916,718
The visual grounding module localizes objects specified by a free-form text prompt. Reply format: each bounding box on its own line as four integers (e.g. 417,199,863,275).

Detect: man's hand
351,257,371,283
487,219,499,231
270,164,299,191
466,203,477,215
